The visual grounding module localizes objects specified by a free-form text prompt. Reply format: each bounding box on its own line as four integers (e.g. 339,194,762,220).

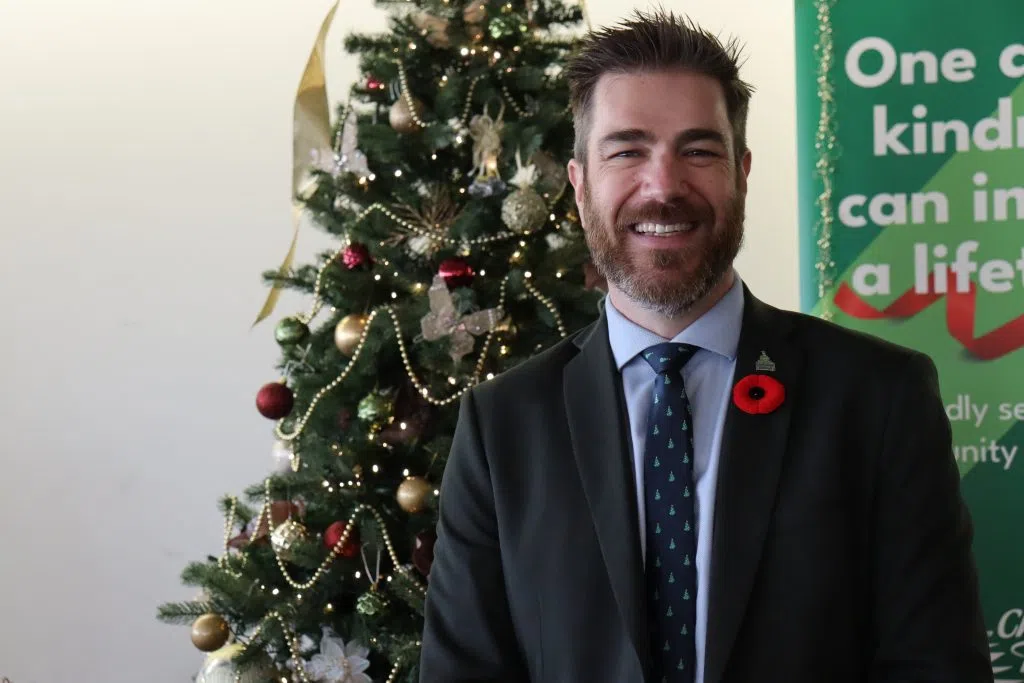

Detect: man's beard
581,186,745,319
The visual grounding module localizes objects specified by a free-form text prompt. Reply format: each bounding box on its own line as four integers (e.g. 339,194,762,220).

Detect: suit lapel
564,309,647,671
704,287,804,683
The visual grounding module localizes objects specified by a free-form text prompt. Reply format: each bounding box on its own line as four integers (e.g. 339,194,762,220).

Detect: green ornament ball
488,16,516,39
357,590,390,616
275,317,309,346
358,391,394,424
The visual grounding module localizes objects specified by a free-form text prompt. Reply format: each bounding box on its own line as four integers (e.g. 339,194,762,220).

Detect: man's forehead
589,70,731,138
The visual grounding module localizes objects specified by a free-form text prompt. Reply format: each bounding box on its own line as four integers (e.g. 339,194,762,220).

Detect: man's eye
685,148,716,157
610,150,638,159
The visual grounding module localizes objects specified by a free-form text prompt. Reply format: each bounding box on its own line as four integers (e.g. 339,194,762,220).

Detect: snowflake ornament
304,628,372,683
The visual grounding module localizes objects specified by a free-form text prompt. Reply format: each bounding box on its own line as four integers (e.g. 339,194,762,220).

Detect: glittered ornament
196,643,276,683
256,382,294,420
274,317,309,346
243,500,305,546
334,313,369,356
438,258,474,288
191,613,230,652
356,589,391,616
357,390,394,425
397,476,433,514
323,521,360,558
502,186,548,234
270,519,307,559
389,96,425,134
341,243,373,270
413,528,437,577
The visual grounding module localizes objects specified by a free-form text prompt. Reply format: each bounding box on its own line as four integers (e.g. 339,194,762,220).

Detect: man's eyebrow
596,128,728,154
597,128,654,152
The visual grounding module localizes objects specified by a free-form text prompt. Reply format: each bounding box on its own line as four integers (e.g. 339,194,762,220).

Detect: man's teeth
632,222,696,235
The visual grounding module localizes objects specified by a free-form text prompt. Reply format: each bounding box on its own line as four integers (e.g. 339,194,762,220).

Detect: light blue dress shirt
604,273,744,683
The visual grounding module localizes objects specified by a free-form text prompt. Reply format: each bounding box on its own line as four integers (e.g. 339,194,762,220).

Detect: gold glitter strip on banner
813,0,838,320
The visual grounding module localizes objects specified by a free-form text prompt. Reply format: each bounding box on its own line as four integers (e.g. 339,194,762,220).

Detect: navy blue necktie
642,342,700,683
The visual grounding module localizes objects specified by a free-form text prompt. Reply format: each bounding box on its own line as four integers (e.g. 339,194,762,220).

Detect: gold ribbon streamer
253,1,340,326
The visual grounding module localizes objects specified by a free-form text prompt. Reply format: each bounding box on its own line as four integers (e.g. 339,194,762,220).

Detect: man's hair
566,8,754,165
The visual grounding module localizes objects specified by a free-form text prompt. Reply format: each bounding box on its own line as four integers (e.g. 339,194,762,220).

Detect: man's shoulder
470,321,594,406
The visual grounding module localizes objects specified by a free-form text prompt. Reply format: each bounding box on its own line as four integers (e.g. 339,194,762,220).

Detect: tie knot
641,342,699,376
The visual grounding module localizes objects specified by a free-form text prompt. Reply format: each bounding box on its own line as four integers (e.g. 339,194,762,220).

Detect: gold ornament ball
501,186,548,234
270,520,307,559
334,313,369,356
397,476,433,514
191,613,230,652
389,97,424,134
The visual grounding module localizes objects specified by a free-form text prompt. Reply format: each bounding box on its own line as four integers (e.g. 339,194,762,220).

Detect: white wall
0,0,795,680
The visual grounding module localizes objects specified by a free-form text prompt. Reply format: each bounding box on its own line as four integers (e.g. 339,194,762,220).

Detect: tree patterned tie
642,342,700,683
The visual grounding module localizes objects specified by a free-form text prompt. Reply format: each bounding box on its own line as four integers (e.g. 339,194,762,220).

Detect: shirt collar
604,272,745,371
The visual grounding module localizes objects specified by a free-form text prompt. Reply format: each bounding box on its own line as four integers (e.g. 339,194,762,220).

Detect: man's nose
640,152,692,203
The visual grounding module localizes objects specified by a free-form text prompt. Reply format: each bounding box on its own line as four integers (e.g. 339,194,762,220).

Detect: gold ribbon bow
253,1,339,326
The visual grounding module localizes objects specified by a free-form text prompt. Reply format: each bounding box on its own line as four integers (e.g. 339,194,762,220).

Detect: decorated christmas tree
158,0,602,680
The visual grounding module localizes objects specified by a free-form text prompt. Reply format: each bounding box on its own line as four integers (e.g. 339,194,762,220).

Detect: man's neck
608,270,736,340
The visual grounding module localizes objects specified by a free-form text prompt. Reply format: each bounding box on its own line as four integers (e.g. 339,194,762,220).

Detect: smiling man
419,10,991,683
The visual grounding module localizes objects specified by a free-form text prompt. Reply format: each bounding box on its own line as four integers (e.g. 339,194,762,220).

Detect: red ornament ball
366,76,383,90
341,243,373,270
323,521,361,558
413,528,437,577
256,382,294,419
438,258,474,288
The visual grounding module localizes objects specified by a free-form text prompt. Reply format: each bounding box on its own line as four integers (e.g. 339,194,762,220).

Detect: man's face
567,70,752,318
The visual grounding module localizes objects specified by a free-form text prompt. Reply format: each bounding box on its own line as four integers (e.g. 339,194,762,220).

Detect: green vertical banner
796,0,1024,674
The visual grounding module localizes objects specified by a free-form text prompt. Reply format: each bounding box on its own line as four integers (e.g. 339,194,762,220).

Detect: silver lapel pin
755,351,776,373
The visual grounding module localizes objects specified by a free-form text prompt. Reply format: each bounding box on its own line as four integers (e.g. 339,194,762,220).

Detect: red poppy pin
732,352,785,415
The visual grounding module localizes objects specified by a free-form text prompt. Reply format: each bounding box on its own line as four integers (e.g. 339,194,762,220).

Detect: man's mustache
616,200,711,228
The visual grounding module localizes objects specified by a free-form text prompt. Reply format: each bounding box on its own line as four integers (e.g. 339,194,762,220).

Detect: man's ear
738,149,752,195
567,158,586,221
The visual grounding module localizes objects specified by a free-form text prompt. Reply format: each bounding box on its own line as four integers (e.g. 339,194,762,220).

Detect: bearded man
418,9,991,683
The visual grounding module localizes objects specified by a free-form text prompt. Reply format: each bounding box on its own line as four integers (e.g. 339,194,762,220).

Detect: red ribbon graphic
834,277,1024,360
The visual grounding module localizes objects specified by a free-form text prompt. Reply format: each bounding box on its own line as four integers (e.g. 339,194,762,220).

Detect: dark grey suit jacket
418,286,992,683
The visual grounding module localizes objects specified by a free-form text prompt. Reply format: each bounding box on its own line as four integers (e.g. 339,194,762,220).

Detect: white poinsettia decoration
304,628,372,683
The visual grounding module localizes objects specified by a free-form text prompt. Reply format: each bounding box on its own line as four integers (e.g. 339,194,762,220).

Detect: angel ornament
420,275,504,363
468,103,507,197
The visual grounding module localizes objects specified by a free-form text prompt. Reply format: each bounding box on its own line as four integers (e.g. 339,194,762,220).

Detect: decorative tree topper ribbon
253,1,339,326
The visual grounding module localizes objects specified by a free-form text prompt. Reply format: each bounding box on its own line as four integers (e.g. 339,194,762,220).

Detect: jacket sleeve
418,388,530,682
869,353,993,683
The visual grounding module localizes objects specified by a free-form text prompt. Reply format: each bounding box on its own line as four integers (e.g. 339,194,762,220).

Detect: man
419,9,991,683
